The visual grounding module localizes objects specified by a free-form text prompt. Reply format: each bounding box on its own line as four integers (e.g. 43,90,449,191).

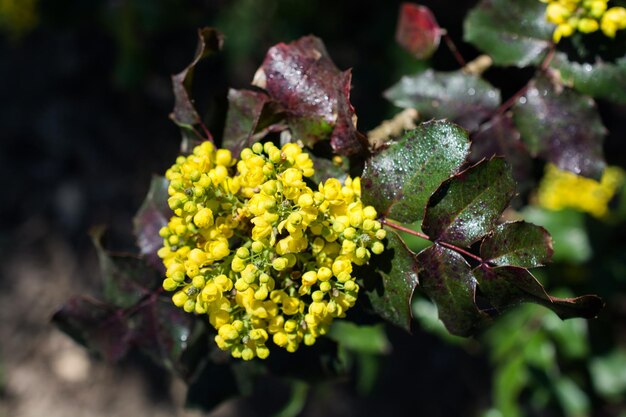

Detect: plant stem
381,219,485,263
443,32,466,67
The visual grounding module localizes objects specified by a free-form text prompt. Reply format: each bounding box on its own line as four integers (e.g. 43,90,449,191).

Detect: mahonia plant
541,0,626,41
158,140,385,359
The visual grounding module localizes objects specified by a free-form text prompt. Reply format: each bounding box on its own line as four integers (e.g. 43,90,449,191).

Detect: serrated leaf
422,158,516,248
361,120,470,223
133,175,170,271
513,75,606,179
474,264,603,319
358,229,419,331
384,69,501,131
395,3,442,59
222,88,270,158
170,27,223,137
551,52,626,104
417,244,487,336
481,221,553,268
327,322,391,354
52,296,132,362
521,207,592,264
130,297,199,378
253,36,366,155
464,0,553,67
470,113,532,186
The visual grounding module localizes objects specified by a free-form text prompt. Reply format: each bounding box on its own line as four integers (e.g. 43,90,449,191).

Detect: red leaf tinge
395,3,442,59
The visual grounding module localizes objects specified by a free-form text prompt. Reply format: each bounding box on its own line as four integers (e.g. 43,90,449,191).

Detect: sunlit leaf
133,175,171,271
513,75,606,179
474,265,603,319
385,69,501,131
481,221,553,268
253,36,366,155
328,322,391,354
422,158,516,248
395,3,442,59
361,120,470,223
358,229,419,331
464,0,553,67
417,244,487,336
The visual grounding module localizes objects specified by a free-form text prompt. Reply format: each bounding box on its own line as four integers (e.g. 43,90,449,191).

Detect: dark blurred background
2,1,626,416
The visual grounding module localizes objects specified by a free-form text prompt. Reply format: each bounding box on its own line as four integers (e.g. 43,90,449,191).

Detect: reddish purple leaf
417,244,488,336
52,296,132,362
222,88,270,158
171,27,223,137
254,36,366,155
133,175,170,272
395,3,442,59
512,75,607,179
474,265,603,319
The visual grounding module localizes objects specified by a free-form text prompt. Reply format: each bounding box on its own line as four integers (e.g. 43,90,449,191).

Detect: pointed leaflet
222,88,270,159
474,265,603,319
513,75,606,179
480,221,553,268
133,175,170,272
551,54,626,104
422,158,516,248
358,229,419,331
464,0,553,67
384,69,501,131
170,28,223,137
253,35,366,155
417,244,487,336
361,120,470,223
395,3,442,59
52,296,132,362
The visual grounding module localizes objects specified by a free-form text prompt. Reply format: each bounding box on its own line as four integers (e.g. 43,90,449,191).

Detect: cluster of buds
158,140,385,360
541,0,626,41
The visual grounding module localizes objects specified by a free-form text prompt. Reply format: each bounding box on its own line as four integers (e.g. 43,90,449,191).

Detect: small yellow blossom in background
540,0,626,41
0,0,38,39
537,164,625,217
158,141,385,360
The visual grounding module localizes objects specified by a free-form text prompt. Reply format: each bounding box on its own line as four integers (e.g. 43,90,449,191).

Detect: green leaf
170,27,223,137
554,377,590,417
384,69,501,131
464,0,553,67
358,229,419,331
480,221,553,268
417,244,487,336
222,88,270,158
327,322,391,354
590,348,626,400
132,175,170,271
361,120,470,223
52,296,132,362
513,75,606,179
551,53,626,104
473,265,603,319
521,207,592,264
422,158,516,248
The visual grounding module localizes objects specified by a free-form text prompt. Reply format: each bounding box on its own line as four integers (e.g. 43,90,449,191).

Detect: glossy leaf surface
481,221,553,268
361,120,470,223
422,158,516,248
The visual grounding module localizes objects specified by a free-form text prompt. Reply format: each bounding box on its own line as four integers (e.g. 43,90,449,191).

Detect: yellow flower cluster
0,0,38,39
541,0,626,41
158,141,385,360
537,164,625,217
